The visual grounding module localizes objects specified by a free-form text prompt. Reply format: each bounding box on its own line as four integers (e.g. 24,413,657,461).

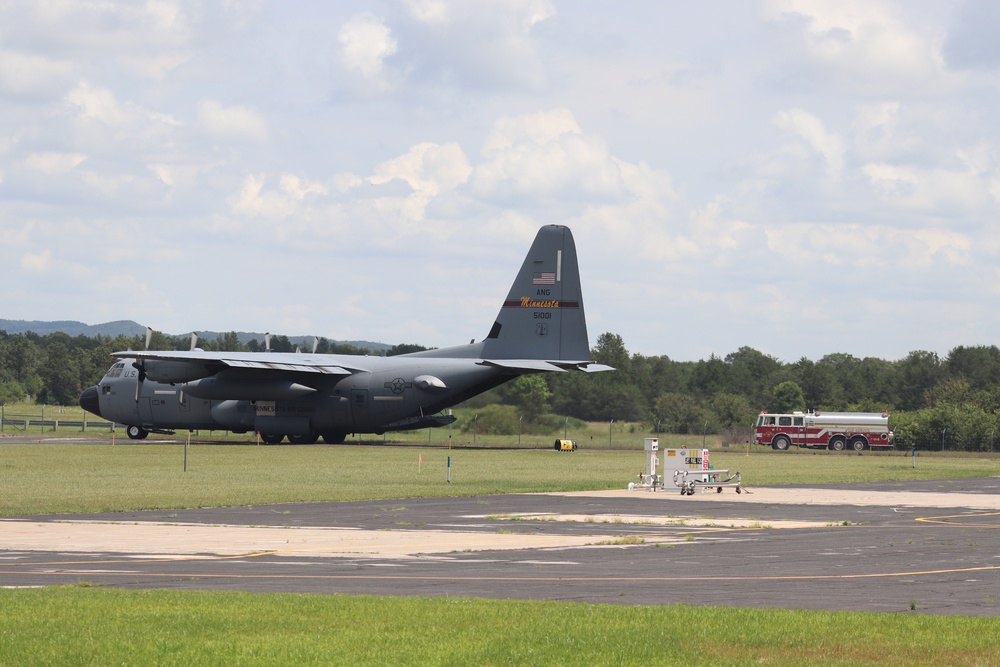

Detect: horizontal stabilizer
479,359,568,373
479,359,616,373
571,363,616,373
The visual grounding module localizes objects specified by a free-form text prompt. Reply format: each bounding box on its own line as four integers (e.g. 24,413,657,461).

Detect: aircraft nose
79,386,102,418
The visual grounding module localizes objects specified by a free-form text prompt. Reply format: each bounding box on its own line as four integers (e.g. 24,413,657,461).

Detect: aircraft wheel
126,425,148,440
321,432,346,445
260,433,285,445
288,434,319,445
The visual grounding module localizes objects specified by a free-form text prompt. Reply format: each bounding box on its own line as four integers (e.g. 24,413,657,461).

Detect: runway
2,478,999,616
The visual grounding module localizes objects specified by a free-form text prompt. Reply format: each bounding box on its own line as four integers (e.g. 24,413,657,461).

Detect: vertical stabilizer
480,225,592,361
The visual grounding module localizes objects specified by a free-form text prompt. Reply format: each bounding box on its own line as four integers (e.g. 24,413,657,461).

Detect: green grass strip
2,444,997,515
0,588,996,666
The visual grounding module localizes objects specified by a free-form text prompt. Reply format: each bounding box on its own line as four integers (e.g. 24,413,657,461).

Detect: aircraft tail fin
479,225,593,362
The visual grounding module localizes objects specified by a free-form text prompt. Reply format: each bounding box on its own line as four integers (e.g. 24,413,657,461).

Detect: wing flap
221,359,352,374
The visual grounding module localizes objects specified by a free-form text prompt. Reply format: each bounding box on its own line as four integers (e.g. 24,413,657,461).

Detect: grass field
1,441,997,515
1,588,998,666
2,434,999,665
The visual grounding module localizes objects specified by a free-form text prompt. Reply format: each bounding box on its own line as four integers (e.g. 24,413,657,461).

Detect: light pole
609,419,615,449
518,415,523,446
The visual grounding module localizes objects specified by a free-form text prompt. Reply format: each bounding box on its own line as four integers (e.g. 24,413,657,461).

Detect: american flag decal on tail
533,272,556,285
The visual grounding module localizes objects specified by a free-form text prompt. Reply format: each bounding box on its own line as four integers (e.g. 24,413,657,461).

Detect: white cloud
472,109,627,203
0,51,75,98
23,152,86,175
402,0,449,24
228,173,328,221
338,12,397,90
197,99,267,142
64,81,129,126
772,108,845,174
367,141,472,223
762,0,957,96
21,249,52,273
399,0,555,90
371,142,471,194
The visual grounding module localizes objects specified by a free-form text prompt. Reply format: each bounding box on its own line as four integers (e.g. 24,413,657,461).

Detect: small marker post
447,456,451,483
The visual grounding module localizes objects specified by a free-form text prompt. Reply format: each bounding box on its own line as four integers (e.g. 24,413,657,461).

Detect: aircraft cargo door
351,389,369,429
138,397,153,425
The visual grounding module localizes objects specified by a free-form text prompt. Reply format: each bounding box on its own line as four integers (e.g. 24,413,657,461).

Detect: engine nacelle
185,376,317,400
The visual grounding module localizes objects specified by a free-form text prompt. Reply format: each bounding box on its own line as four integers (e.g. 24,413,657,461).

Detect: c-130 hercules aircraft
79,225,612,443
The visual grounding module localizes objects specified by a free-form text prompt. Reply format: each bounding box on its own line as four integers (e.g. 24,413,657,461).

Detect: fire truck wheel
850,438,867,452
772,435,790,451
829,437,846,452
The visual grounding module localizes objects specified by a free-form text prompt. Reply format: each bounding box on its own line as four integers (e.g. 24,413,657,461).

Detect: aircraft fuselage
82,354,505,442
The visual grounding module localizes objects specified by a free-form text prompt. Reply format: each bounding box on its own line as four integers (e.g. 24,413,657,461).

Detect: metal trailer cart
662,447,743,496
671,467,743,496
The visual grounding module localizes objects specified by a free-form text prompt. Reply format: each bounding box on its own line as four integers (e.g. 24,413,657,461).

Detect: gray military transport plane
79,225,612,444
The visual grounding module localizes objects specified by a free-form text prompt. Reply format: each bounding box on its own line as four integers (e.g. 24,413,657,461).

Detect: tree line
2,329,998,451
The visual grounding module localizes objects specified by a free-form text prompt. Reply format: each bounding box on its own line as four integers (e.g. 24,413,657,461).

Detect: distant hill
0,319,148,338
0,319,390,353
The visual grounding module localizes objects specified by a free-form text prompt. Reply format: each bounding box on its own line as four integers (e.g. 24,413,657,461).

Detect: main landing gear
256,432,347,445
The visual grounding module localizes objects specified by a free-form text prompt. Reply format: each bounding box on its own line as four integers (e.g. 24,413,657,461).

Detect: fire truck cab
754,410,893,452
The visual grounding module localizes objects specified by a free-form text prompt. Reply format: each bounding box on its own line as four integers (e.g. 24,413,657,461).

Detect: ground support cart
672,468,742,496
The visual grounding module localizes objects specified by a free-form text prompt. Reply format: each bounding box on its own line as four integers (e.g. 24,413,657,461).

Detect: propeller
312,336,319,354
133,327,153,402
265,332,271,352
190,331,199,351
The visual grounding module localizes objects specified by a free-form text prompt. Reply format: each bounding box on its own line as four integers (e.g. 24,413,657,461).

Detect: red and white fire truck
753,410,893,451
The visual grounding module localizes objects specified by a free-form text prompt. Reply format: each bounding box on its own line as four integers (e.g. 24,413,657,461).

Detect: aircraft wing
111,349,368,375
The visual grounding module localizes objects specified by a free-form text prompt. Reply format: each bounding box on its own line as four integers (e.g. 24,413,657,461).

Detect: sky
2,0,1000,363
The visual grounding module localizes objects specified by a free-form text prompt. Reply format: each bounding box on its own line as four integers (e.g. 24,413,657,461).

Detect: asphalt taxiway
2,478,999,616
